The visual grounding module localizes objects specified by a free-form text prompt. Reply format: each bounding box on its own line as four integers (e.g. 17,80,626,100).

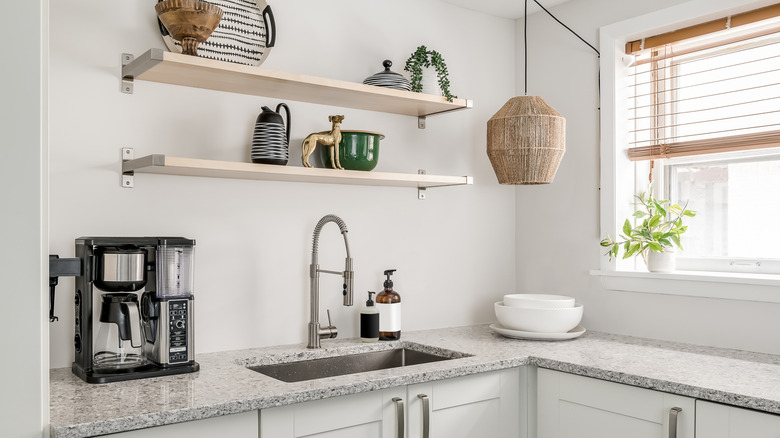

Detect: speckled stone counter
50,325,780,437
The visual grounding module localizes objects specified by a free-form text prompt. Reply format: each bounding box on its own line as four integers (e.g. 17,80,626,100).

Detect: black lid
363,61,411,91
383,269,396,288
366,291,376,307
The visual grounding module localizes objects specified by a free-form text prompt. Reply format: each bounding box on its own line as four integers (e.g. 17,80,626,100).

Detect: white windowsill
590,269,780,304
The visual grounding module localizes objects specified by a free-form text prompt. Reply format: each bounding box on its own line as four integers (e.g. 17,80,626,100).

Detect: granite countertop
50,325,780,437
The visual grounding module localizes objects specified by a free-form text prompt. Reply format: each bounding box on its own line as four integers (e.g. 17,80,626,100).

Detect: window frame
661,149,780,274
646,37,780,274
596,0,780,302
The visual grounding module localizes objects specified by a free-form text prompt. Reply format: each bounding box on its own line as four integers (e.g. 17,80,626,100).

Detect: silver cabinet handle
418,394,430,438
668,407,682,438
392,397,405,438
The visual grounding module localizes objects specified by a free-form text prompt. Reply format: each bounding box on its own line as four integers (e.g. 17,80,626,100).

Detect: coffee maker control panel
168,299,190,363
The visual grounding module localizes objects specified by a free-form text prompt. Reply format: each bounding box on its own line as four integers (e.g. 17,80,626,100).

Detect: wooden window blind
626,7,780,161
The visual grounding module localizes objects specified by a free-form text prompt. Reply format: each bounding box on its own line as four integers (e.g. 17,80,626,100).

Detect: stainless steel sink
248,347,463,383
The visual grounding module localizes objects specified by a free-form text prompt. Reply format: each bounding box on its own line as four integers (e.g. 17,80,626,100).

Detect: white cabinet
537,368,695,438
259,386,407,438
696,400,780,437
105,411,258,437
260,368,521,438
407,368,521,438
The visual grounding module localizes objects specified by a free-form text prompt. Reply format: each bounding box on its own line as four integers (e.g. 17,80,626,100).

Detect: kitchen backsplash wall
516,0,780,355
47,0,517,368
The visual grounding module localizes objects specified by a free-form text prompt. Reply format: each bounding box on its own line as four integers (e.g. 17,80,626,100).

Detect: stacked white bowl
494,294,583,333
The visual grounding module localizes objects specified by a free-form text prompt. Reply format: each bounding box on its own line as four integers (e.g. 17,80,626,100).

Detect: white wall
0,1,49,436
47,0,517,368
518,0,780,355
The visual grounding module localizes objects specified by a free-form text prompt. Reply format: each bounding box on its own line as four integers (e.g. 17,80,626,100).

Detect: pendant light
487,0,599,185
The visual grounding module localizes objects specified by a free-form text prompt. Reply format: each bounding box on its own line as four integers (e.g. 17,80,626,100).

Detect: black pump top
366,291,376,307
383,269,396,288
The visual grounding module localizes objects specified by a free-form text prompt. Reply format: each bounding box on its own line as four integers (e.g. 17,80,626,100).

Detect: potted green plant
404,45,457,102
600,185,696,272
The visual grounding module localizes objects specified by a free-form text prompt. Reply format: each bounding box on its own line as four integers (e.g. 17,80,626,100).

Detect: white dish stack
491,294,585,341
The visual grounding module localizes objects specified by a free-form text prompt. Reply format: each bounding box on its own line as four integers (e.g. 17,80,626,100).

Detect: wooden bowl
155,0,223,56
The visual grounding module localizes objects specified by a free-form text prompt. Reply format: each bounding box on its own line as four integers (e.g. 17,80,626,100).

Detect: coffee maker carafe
73,237,199,383
94,293,146,369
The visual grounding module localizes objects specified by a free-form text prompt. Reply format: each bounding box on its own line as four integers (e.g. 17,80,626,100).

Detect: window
620,8,780,275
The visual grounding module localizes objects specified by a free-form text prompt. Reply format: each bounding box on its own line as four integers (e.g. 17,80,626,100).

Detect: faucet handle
318,309,338,340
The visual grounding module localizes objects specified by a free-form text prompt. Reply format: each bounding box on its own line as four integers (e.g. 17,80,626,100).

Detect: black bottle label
360,313,379,339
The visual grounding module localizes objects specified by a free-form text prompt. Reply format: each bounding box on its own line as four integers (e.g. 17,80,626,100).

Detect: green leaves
405,46,457,102
653,201,667,217
647,242,663,252
599,184,697,262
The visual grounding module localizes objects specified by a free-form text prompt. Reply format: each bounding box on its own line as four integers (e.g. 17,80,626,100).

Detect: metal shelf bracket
417,99,472,129
121,49,165,95
121,148,135,188
418,169,427,200
121,54,134,94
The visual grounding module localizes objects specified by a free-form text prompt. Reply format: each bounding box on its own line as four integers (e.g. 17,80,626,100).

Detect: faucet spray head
343,257,354,306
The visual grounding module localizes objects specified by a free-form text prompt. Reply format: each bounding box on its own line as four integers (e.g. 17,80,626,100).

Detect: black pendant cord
531,0,600,57
523,0,601,108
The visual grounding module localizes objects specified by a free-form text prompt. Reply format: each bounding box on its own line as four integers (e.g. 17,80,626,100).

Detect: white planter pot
646,247,676,272
421,67,442,96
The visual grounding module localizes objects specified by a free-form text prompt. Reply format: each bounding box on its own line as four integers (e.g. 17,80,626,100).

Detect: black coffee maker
72,237,199,383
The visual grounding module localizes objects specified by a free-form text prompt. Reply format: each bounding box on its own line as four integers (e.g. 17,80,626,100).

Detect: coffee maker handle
122,302,144,348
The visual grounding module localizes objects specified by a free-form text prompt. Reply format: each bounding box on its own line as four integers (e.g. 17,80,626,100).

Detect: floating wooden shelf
121,49,473,119
122,154,473,195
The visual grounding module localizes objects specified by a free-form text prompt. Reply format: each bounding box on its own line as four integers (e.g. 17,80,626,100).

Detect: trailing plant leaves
623,219,632,236
404,46,457,102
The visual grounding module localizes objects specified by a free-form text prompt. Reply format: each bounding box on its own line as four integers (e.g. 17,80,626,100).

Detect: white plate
489,323,586,341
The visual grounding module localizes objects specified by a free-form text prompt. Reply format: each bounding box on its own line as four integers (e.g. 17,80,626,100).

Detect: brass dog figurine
301,115,345,169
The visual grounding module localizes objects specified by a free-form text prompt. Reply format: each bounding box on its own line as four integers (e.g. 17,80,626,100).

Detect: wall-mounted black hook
49,255,81,323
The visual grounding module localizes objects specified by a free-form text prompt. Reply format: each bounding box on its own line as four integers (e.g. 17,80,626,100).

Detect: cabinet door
260,386,406,438
697,400,780,438
407,368,521,438
537,368,694,438
106,411,258,437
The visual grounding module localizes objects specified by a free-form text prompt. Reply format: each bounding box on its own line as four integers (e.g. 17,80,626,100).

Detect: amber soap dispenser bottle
376,269,401,340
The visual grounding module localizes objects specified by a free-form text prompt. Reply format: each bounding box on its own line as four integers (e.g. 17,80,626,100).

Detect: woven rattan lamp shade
487,96,566,185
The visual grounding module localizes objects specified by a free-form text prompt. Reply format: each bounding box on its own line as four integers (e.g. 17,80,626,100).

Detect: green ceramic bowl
320,130,385,171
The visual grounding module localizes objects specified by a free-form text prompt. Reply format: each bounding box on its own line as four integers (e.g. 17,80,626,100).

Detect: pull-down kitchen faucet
308,214,354,348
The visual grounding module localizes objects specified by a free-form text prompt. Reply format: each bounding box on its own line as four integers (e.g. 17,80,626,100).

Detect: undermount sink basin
248,346,466,383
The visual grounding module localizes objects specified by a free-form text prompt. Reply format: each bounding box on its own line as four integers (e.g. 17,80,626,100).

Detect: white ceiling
437,0,572,19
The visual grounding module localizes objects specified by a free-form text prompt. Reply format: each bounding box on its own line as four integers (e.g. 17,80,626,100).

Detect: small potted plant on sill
404,45,457,102
600,185,696,272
